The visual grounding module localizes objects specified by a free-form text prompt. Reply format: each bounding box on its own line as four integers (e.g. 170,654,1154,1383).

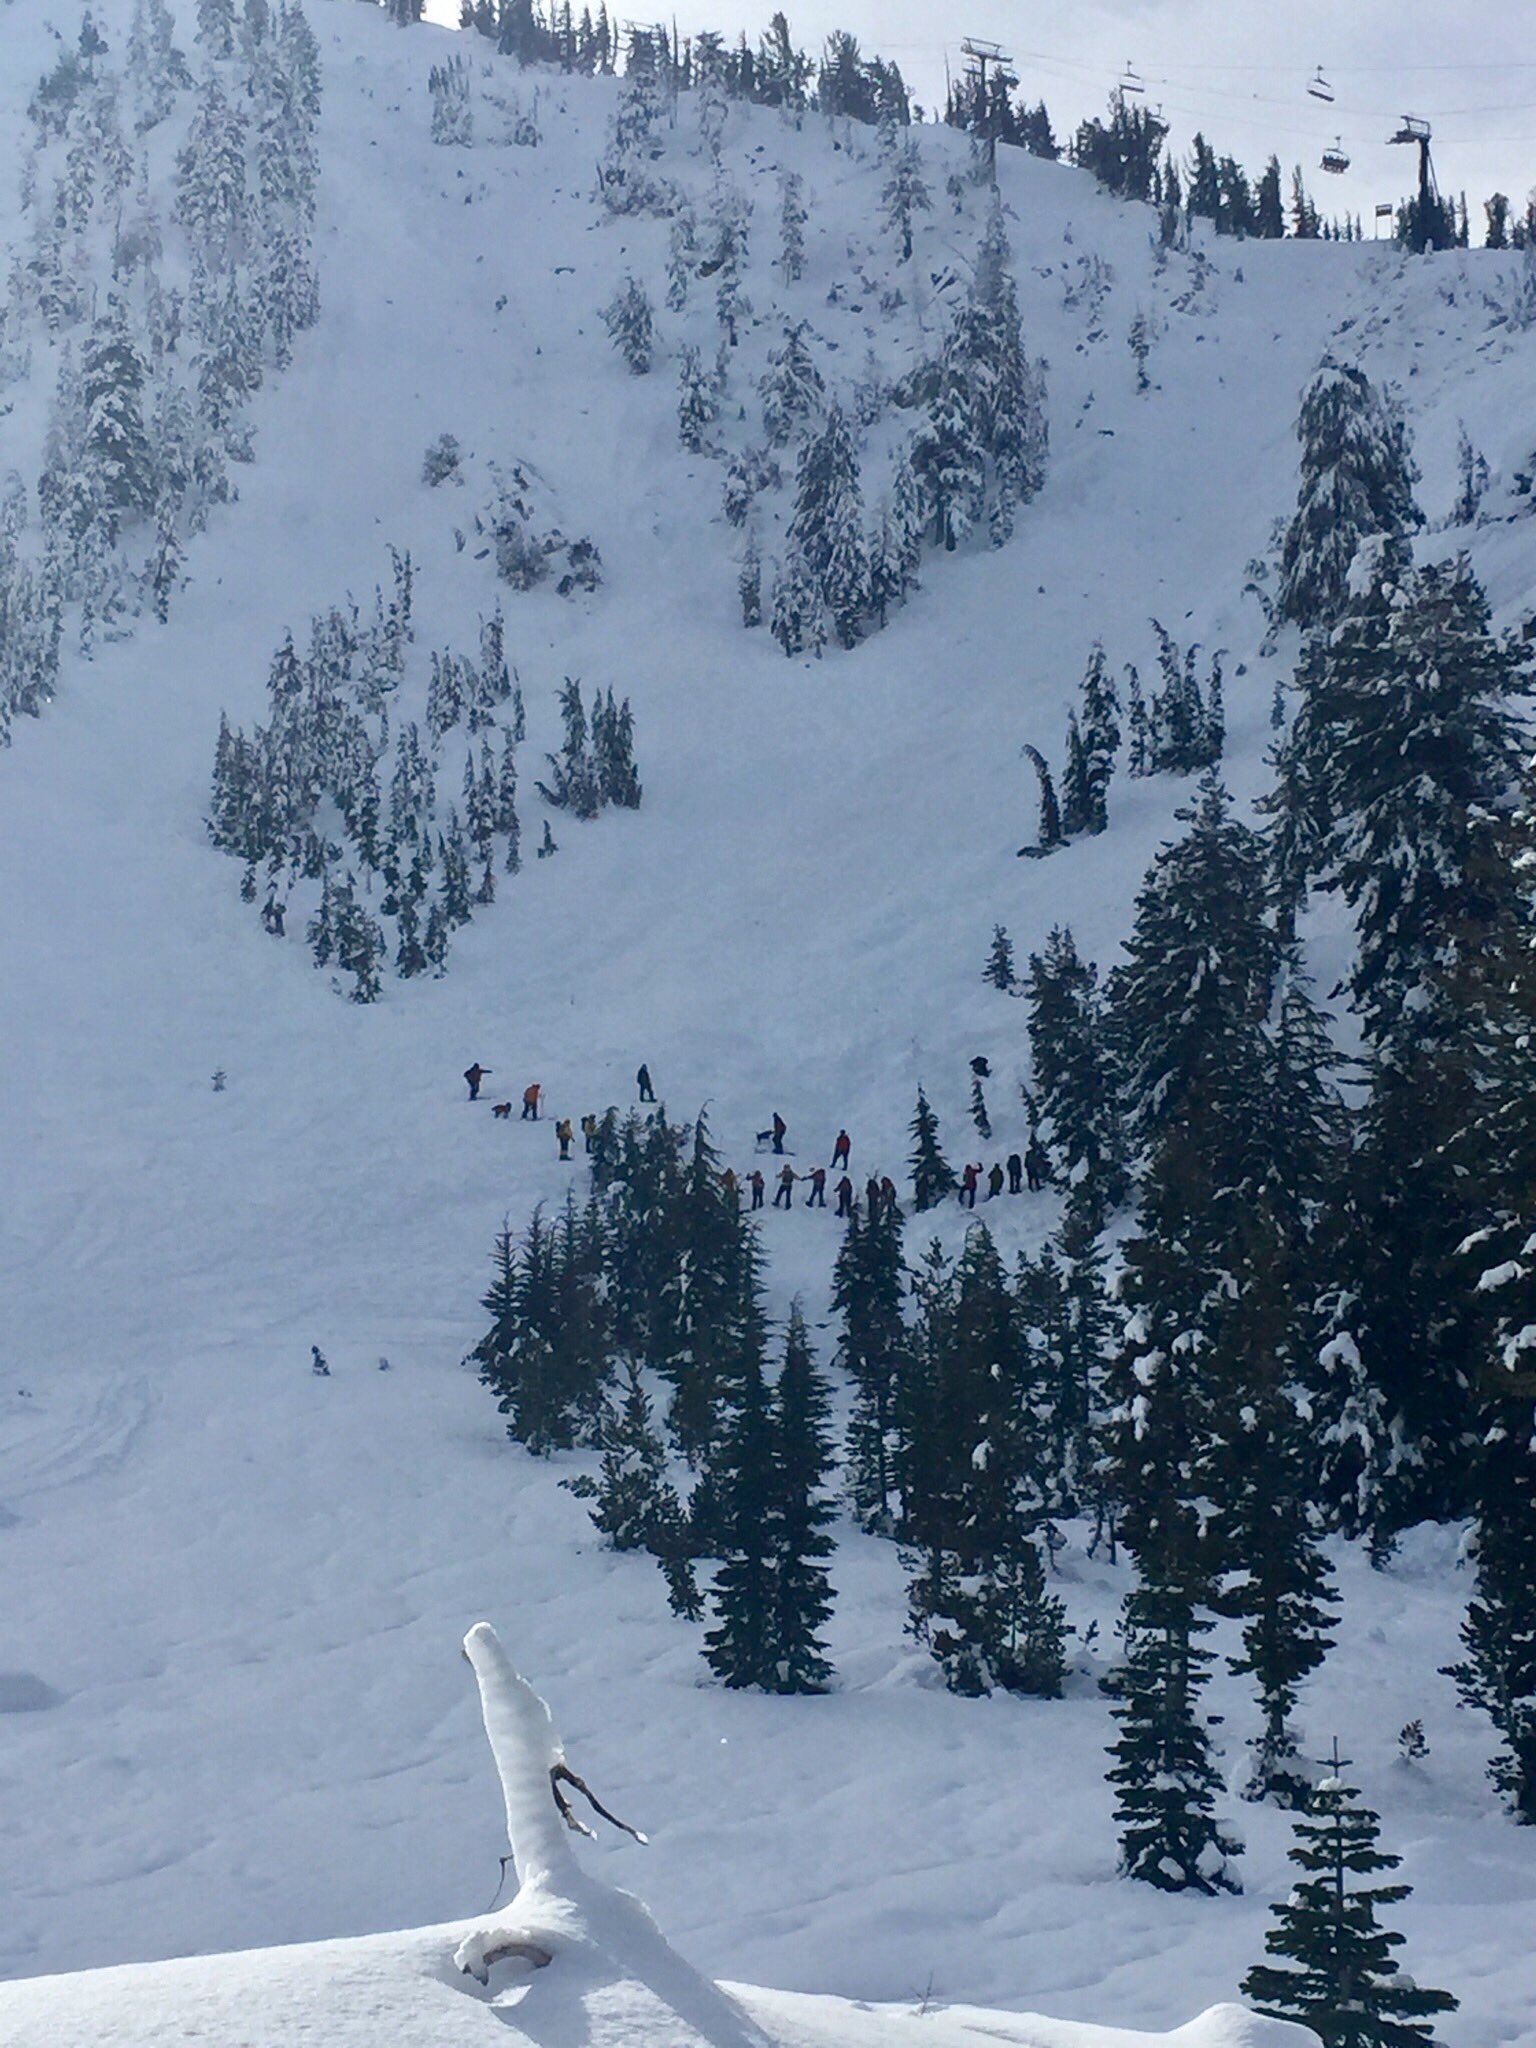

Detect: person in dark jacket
749,1169,766,1210
879,1175,898,1220
774,1163,797,1209
865,1175,882,1219
985,1163,1005,1201
465,1063,490,1101
636,1063,656,1102
835,1175,854,1217
1026,1137,1049,1191
771,1111,788,1154
1007,1151,1024,1195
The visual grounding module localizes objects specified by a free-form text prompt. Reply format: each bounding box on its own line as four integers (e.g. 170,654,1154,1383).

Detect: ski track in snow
2,3,1535,2040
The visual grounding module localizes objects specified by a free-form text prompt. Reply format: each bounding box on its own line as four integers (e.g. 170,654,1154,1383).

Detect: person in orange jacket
521,1083,541,1121
831,1129,851,1170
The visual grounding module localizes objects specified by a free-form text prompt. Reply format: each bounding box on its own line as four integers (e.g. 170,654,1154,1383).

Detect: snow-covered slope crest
0,1627,1313,2048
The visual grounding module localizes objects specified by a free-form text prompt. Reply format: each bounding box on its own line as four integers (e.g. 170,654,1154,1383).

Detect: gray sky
440,0,1536,235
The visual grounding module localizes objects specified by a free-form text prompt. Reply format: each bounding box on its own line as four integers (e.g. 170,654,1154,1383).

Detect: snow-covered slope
3,3,1535,2041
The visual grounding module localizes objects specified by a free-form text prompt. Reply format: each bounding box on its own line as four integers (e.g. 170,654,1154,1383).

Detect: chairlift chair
1119,60,1145,95
1321,138,1350,174
1308,65,1334,103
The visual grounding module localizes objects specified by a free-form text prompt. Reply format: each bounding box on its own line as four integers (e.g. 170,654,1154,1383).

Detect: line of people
462,1062,1052,1214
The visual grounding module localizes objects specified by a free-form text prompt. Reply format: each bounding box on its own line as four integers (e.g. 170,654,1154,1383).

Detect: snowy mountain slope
3,1,1536,2039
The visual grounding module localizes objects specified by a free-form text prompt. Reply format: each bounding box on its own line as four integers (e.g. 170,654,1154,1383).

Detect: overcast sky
438,0,1536,235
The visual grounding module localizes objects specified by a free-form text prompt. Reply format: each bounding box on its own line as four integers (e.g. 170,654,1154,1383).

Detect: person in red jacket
831,1129,851,1170
805,1166,827,1209
960,1162,980,1209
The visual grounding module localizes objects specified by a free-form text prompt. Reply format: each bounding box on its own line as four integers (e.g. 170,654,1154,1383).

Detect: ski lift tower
1389,114,1445,251
961,36,1011,181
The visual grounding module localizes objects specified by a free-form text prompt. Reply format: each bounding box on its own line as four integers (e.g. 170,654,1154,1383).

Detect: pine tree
79,303,156,537
1276,361,1422,628
909,362,984,551
738,527,762,628
568,1359,686,1554
983,922,1016,991
1022,744,1063,856
1243,1754,1457,2046
676,342,719,452
1025,926,1127,1225
778,167,806,283
1078,642,1121,832
601,275,654,374
1108,1574,1242,1893
760,322,825,447
767,1305,836,1692
880,122,931,261
833,1203,910,1532
903,1227,1065,1697
908,1088,957,1211
786,403,865,649
702,1348,778,1688
968,1076,992,1140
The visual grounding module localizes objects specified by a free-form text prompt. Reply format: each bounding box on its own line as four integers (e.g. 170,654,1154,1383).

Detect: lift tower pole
1388,116,1446,252
961,37,1011,182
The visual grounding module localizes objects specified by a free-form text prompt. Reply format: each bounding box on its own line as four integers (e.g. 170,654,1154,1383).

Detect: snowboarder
774,1162,797,1208
1025,1137,1049,1191
637,1063,656,1103
749,1168,765,1210
556,1117,574,1160
831,1129,851,1170
960,1163,980,1209
722,1166,740,1206
835,1174,854,1217
465,1063,490,1101
985,1163,1005,1201
581,1113,598,1154
771,1111,788,1155
1006,1151,1024,1195
521,1083,541,1121
805,1166,827,1208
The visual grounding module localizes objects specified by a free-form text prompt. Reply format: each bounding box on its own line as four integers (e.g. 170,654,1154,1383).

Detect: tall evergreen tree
767,1305,837,1693
1243,1755,1457,2046
833,1202,910,1532
1025,925,1127,1224
908,1087,957,1211
1276,361,1421,628
1107,1574,1242,1893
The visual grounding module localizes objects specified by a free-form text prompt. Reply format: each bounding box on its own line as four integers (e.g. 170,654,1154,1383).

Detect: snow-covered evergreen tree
907,1087,957,1211
1276,360,1422,628
601,275,654,375
1243,1758,1457,2045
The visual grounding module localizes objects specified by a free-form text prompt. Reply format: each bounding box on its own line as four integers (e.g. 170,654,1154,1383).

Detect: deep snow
2,3,1535,2042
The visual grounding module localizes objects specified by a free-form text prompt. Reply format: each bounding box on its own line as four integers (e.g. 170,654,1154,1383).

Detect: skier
835,1174,854,1218
960,1163,980,1209
771,1111,788,1155
465,1063,490,1101
722,1166,740,1206
1006,1151,1024,1195
985,1162,1005,1201
831,1129,851,1170
749,1168,766,1211
774,1162,797,1209
1025,1136,1049,1191
556,1117,574,1160
637,1063,656,1103
521,1082,541,1121
581,1113,598,1154
805,1166,827,1208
